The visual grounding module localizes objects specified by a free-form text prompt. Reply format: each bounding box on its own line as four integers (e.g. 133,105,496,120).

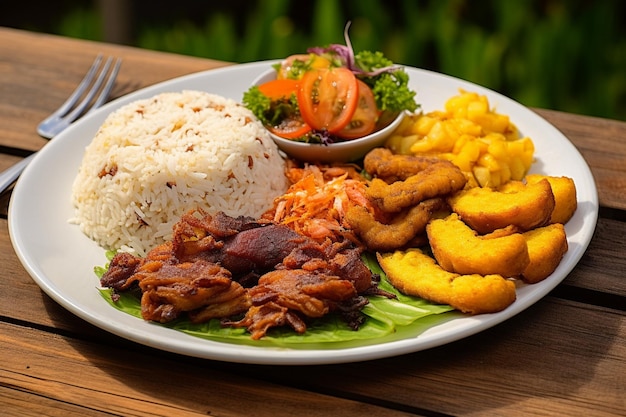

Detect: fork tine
62,57,114,123
48,54,104,118
88,57,122,112
37,55,121,139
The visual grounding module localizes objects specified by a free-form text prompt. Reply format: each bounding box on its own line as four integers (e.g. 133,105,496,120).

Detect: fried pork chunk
224,269,365,340
101,246,251,323
100,209,385,338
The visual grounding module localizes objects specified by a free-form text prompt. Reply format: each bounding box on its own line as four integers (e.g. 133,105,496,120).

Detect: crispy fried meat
222,269,362,339
364,147,448,183
100,209,384,338
137,261,250,323
366,161,467,213
345,198,448,252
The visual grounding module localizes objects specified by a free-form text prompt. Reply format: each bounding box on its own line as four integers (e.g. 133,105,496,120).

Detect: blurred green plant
54,0,625,121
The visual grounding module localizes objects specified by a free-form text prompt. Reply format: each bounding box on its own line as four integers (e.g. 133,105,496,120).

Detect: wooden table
1,27,624,416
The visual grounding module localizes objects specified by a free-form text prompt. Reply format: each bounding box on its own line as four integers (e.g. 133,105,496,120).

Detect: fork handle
0,153,35,194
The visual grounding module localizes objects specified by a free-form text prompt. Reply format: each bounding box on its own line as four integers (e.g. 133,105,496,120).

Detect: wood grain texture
1,322,416,417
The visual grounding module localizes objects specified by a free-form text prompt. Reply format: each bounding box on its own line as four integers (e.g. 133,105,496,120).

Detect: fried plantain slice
377,249,516,314
521,223,568,283
525,174,577,224
427,213,530,277
499,175,577,225
448,178,555,234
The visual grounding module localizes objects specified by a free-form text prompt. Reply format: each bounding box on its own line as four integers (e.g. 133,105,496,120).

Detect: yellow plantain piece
427,213,529,277
525,175,577,224
448,178,555,234
522,223,569,283
377,249,517,314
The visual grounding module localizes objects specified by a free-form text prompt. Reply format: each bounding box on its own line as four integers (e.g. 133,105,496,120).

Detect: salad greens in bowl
243,25,419,163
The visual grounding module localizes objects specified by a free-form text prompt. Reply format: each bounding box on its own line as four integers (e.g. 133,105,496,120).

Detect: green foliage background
30,0,626,121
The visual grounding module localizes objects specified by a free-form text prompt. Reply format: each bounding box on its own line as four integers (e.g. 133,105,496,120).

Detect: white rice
70,90,288,256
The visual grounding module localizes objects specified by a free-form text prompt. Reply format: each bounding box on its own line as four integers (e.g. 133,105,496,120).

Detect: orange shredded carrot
264,164,371,242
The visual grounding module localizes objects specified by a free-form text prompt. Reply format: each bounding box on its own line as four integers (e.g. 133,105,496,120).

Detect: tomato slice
336,80,379,139
268,117,312,139
297,68,359,133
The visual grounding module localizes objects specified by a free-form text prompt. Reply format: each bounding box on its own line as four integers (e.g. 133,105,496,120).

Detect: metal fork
0,55,121,194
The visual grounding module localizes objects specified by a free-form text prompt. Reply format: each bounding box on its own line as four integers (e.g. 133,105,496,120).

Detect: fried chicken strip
364,147,448,182
345,198,447,252
367,161,467,212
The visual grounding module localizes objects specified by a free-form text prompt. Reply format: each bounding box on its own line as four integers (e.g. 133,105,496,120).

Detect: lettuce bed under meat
97,253,454,348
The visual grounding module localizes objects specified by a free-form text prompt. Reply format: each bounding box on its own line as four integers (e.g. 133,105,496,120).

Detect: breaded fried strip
345,198,447,252
377,249,516,314
427,213,530,277
448,179,555,233
367,161,467,212
363,147,446,182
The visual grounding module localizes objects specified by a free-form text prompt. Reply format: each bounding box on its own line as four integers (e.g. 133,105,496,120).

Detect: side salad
243,24,419,144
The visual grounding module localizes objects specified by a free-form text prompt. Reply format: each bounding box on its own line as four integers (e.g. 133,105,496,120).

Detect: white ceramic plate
9,61,598,365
